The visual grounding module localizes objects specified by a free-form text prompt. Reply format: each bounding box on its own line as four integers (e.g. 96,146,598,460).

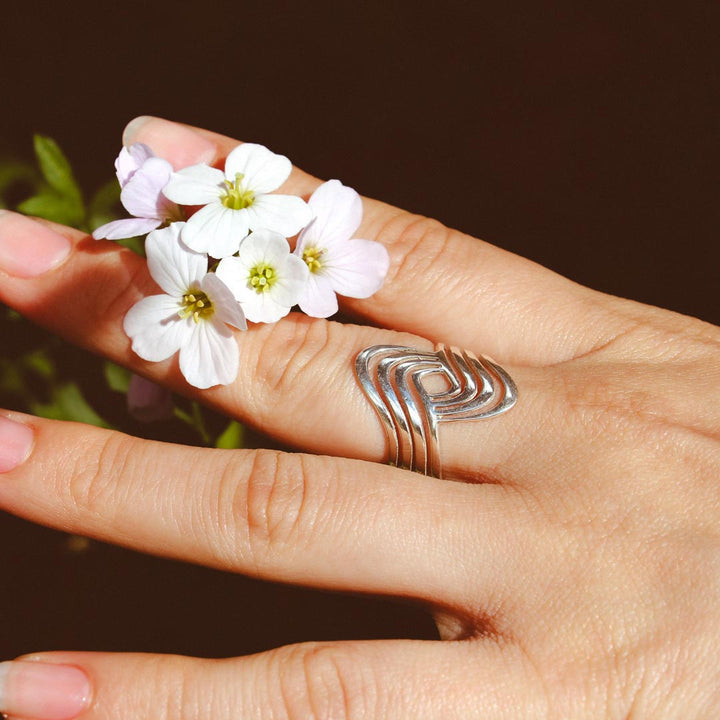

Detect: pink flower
294,180,389,317
114,143,154,186
126,374,173,422
93,144,183,240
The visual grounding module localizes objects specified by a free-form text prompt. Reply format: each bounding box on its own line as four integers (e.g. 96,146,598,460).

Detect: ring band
354,344,517,479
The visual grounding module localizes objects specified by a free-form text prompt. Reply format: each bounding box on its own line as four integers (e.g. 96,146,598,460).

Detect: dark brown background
1,2,718,657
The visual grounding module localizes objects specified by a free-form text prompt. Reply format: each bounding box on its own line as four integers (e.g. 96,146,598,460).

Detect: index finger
123,116,631,365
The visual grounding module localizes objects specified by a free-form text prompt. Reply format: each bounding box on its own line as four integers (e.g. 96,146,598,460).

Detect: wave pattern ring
354,344,518,479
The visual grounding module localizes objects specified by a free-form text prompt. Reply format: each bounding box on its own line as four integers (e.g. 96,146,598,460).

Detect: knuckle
377,214,458,294
254,316,335,397
238,450,317,564
64,431,133,517
274,643,377,720
560,365,668,440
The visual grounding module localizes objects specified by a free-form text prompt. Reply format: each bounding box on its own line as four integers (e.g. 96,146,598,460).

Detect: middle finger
0,213,549,479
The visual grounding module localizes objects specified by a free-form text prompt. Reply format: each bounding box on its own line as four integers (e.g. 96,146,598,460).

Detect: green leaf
191,401,211,445
103,361,131,393
174,402,211,445
215,420,244,449
33,135,82,200
21,349,55,380
17,192,84,227
173,406,195,427
0,358,25,395
31,382,112,429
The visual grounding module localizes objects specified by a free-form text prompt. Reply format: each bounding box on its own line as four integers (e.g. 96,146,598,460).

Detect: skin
0,117,719,718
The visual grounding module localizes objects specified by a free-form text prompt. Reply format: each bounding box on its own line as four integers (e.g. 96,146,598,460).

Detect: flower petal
146,223,207,295
224,143,291,194
92,217,161,240
116,143,155,186
244,193,312,237
163,164,225,205
270,253,309,307
298,180,363,250
123,294,187,362
179,321,239,389
202,272,247,330
324,238,390,298
182,203,248,258
239,289,292,324
215,255,249,301
297,272,339,318
236,227,291,266
120,157,175,219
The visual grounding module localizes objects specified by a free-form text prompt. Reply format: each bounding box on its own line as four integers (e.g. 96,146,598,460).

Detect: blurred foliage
0,136,244,448
216,420,244,449
17,135,86,228
2,135,120,233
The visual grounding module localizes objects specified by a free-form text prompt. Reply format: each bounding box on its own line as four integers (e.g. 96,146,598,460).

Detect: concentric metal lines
354,344,517,478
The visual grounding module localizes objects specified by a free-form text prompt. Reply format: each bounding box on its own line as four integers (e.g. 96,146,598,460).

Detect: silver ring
354,344,517,479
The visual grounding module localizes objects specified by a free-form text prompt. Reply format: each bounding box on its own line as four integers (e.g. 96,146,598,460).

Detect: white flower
216,229,309,324
294,180,389,318
162,143,313,258
93,144,183,240
123,223,246,389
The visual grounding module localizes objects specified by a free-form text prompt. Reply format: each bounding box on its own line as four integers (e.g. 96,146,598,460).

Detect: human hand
0,117,718,719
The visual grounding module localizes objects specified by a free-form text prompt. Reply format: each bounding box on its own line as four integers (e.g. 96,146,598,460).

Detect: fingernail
0,415,34,473
0,661,91,720
123,116,217,169
0,211,71,279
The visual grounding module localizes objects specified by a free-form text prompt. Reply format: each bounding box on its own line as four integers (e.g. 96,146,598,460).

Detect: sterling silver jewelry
354,344,517,479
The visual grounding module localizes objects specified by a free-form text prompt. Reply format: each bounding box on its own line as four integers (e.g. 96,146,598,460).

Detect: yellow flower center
249,264,277,293
302,246,326,274
221,172,255,210
179,289,214,323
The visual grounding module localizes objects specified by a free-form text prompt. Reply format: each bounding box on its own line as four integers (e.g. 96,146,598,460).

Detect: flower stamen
179,289,214,323
302,246,326,274
249,264,277,293
221,172,255,210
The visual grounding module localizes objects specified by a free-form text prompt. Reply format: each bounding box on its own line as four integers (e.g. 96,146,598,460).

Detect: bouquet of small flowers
93,141,390,389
